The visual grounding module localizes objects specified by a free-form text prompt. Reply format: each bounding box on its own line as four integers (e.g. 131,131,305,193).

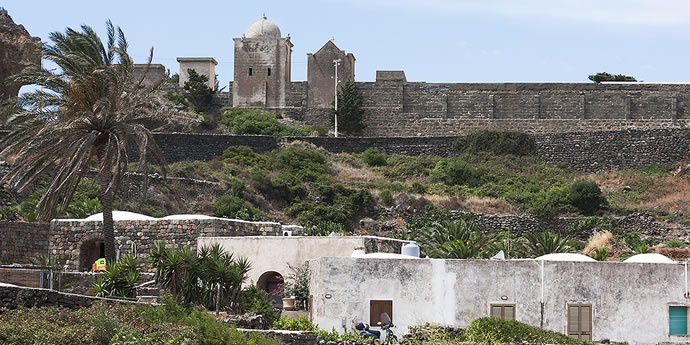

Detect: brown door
568,304,592,340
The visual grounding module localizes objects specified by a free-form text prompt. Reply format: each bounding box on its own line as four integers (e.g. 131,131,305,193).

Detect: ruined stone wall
0,221,50,265
0,284,131,310
280,136,458,156
49,218,291,270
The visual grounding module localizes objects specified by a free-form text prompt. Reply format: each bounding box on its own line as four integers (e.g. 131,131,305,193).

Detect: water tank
401,242,420,257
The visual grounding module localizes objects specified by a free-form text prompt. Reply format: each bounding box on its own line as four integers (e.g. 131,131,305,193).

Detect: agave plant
523,232,574,257
92,254,140,298
417,219,496,259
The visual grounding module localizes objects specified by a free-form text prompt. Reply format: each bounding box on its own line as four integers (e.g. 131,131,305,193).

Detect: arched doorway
257,271,284,307
79,239,105,271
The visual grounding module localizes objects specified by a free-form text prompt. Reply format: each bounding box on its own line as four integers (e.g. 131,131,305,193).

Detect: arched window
257,271,284,307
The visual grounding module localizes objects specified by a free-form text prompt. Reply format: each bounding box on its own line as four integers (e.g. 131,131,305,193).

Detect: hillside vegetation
1,113,689,259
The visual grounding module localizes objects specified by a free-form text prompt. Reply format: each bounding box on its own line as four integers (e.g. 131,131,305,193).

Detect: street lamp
333,59,341,138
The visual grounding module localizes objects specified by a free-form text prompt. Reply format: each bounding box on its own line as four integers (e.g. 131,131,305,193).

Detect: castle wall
307,41,355,108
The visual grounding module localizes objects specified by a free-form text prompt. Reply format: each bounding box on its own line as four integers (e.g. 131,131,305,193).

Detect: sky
4,0,690,86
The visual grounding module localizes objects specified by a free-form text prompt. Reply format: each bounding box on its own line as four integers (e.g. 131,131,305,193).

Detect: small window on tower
268,68,271,76
248,68,253,76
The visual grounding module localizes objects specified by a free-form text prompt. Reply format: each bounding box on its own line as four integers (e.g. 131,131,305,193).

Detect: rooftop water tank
401,242,420,258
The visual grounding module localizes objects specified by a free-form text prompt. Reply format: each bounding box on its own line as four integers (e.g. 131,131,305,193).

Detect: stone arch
79,235,105,271
257,271,284,307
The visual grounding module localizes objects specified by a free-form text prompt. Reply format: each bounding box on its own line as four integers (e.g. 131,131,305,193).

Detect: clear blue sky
4,0,690,86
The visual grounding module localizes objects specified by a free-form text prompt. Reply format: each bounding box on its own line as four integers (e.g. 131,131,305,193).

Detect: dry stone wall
49,218,298,270
0,284,130,310
0,221,49,265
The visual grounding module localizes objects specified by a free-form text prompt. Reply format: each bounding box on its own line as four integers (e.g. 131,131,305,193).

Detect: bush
306,221,347,236
464,317,594,344
220,108,311,137
568,179,606,215
526,186,573,218
92,255,140,298
222,146,270,169
275,147,328,182
379,189,394,205
212,195,263,221
287,202,352,230
429,158,485,187
665,240,685,248
456,130,535,156
239,285,278,327
362,147,387,166
588,72,636,83
272,315,317,331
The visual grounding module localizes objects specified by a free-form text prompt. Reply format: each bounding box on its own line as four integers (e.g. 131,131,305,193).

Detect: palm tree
0,21,167,261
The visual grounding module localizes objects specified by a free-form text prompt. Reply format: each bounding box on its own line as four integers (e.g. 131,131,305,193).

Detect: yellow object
93,258,107,271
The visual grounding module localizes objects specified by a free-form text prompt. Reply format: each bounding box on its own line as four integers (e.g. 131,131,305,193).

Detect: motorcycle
355,312,398,344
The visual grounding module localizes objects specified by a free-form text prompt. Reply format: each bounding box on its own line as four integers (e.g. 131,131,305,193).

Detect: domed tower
233,16,292,108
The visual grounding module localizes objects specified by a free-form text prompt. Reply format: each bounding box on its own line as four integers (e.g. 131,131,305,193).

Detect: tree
568,179,606,215
0,21,167,262
588,72,637,83
183,68,214,113
330,81,366,136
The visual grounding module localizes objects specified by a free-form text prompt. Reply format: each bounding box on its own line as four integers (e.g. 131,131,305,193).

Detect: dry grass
650,247,690,260
416,194,517,215
582,231,615,254
329,160,382,184
591,171,690,214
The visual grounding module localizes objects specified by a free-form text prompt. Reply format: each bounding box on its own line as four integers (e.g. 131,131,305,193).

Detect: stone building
232,16,293,108
307,40,355,108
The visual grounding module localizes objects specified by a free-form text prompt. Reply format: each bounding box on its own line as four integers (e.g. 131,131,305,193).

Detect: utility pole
333,59,341,138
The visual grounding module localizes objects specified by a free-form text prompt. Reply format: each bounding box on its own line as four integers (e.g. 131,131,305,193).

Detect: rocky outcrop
0,8,41,101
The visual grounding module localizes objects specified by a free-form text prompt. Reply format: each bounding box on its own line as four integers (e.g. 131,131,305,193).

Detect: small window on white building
248,68,253,76
267,68,271,76
490,304,515,320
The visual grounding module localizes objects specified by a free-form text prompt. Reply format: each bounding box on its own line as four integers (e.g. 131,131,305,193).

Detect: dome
535,253,597,262
246,16,281,38
623,253,674,264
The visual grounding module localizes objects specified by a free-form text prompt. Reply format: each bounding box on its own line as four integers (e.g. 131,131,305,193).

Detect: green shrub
456,130,535,156
287,202,352,230
588,72,636,83
211,195,263,221
222,146,270,169
275,147,328,182
411,182,427,194
166,90,186,105
568,179,606,215
464,317,594,344
379,189,394,205
429,158,485,187
272,315,317,331
362,147,387,166
228,177,245,197
665,240,685,248
91,309,126,345
92,255,140,298
590,248,610,261
239,285,278,327
526,186,573,218
220,108,310,137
